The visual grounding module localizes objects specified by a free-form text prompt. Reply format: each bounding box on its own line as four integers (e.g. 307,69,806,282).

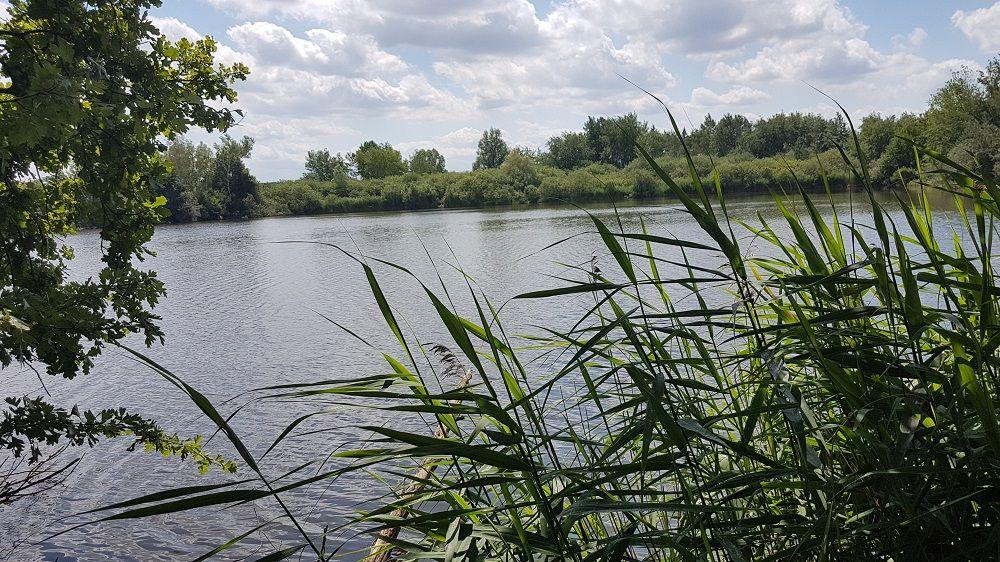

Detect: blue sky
142,0,1000,180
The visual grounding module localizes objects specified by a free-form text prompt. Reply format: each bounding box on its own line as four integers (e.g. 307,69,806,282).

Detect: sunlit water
0,192,964,560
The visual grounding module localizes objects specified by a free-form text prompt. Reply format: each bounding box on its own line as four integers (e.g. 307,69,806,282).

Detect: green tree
638,127,682,158
583,113,649,167
714,114,753,156
473,128,509,170
499,150,540,190
0,0,246,471
351,140,407,179
409,148,446,174
686,114,717,155
212,135,258,219
303,149,350,182
545,132,593,170
156,173,200,223
158,138,215,222
738,112,846,158
859,113,900,163
924,68,984,151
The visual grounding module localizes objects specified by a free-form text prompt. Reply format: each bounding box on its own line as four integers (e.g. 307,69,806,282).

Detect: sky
143,0,1000,180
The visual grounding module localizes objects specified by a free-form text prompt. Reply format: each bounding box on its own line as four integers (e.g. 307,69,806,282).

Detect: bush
631,169,659,199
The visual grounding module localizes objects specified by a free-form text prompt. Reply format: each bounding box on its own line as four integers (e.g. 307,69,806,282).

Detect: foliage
408,148,447,174
631,168,659,199
153,136,261,221
545,131,593,169
304,149,351,183
352,140,408,180
211,135,259,219
715,113,753,156
473,128,510,170
258,151,854,216
499,150,541,190
584,112,649,167
0,0,246,469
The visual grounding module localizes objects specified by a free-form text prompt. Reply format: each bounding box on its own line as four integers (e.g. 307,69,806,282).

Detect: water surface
0,192,959,560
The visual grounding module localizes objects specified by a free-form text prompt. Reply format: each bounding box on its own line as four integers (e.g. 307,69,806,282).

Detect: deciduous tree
473,128,509,170
0,0,247,474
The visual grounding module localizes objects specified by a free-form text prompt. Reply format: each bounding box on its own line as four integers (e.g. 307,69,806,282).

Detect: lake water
0,192,959,560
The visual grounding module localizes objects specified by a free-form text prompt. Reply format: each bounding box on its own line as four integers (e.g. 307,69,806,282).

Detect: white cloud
206,0,544,52
691,86,769,106
952,3,1000,51
227,22,407,76
547,0,865,56
706,37,884,84
151,16,202,41
397,127,484,166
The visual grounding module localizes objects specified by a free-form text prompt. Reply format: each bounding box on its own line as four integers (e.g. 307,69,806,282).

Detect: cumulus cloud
706,38,885,84
892,27,927,51
952,3,1000,51
151,16,202,40
547,0,866,56
206,0,544,53
397,127,484,165
227,22,407,76
690,86,769,107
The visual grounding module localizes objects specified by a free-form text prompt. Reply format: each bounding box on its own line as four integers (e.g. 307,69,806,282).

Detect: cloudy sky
148,0,1000,180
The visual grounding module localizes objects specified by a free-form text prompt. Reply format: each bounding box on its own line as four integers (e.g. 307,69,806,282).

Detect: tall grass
80,104,1000,561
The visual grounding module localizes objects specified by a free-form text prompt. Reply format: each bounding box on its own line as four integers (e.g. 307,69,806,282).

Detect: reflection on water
0,191,966,560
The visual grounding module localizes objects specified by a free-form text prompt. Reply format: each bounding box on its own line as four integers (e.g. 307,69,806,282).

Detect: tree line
151,56,1000,223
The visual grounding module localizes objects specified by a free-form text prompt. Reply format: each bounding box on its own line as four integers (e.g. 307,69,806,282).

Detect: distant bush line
256,150,855,216
145,57,999,222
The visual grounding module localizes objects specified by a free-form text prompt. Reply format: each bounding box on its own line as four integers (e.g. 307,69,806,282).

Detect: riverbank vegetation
146,57,1000,222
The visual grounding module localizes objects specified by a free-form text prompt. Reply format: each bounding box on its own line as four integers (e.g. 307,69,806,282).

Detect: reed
89,102,1000,561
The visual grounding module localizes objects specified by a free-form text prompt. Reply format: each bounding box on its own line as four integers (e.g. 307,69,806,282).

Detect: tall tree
303,149,350,182
409,148,446,174
212,135,258,219
714,114,753,156
686,114,717,155
473,128,509,170
583,113,649,167
859,114,899,163
351,141,407,179
0,0,246,475
546,132,593,170
158,138,216,222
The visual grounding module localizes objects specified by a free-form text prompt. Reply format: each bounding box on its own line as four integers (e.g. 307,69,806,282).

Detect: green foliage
211,135,259,219
545,131,593,169
584,112,649,167
0,397,235,477
408,148,447,174
473,128,509,170
303,148,350,183
715,113,753,156
631,169,659,199
859,113,898,162
258,151,854,216
499,150,540,190
738,112,848,158
0,0,247,468
351,140,407,180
